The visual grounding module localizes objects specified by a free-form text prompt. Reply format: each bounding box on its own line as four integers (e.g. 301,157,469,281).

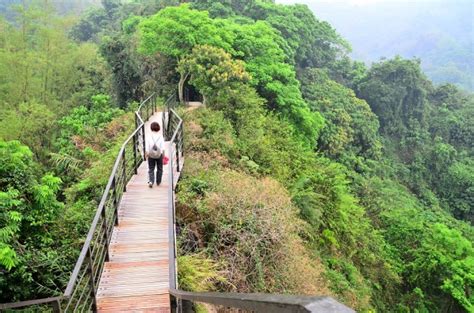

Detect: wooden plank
97,294,170,310
97,112,175,312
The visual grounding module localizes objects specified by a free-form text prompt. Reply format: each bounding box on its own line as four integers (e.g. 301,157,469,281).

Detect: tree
300,68,381,170
137,4,233,102
407,222,474,311
221,19,324,143
100,35,143,107
438,158,474,223
70,8,108,42
0,1,109,110
0,101,56,160
191,0,351,68
178,45,249,105
0,140,63,301
357,57,431,136
428,84,474,153
137,5,323,143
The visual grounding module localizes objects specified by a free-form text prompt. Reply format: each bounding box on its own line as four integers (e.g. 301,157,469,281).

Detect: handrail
63,127,138,295
64,113,149,297
0,93,159,312
162,93,184,292
61,93,157,311
0,296,62,312
170,290,355,313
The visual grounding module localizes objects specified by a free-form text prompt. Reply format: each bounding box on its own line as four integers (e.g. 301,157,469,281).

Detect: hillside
0,0,473,312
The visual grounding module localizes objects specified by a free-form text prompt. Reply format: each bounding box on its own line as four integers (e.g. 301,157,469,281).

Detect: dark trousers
148,155,163,185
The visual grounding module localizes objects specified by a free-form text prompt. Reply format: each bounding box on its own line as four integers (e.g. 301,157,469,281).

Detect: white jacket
146,132,165,155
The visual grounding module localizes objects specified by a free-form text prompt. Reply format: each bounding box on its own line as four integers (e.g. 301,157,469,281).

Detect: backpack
149,135,162,159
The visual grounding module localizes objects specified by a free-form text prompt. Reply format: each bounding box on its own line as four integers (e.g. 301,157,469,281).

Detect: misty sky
275,0,473,89
276,0,471,6
274,0,473,59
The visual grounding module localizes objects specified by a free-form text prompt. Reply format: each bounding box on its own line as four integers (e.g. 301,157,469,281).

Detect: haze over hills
0,0,101,16
277,0,474,91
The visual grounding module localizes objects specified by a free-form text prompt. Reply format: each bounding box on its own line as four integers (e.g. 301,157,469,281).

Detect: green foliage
100,34,144,107
409,223,474,311
300,68,381,170
55,94,123,156
183,106,400,310
357,57,431,136
177,159,330,296
138,4,232,58
177,253,226,292
0,140,64,300
436,157,474,222
191,0,350,68
137,4,323,143
222,19,325,143
0,102,56,159
356,175,474,311
178,45,249,104
0,4,109,109
0,1,110,166
137,4,237,103
429,84,474,153
352,59,474,306
0,189,22,270
192,109,237,157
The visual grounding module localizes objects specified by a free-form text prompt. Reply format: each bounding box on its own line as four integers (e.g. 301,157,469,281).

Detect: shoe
148,182,153,188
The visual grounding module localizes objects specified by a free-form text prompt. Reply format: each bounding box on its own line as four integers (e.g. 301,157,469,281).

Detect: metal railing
0,93,158,313
170,290,354,313
162,93,184,292
0,297,62,312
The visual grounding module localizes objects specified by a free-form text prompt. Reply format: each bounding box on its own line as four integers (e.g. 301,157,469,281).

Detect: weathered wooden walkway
96,112,178,312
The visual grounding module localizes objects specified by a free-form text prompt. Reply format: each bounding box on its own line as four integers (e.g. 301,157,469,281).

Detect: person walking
145,122,165,188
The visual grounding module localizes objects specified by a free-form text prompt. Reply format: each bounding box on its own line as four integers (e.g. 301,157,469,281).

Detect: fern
49,152,83,173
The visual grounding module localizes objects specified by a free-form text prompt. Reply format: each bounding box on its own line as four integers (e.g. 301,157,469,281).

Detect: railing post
163,112,167,140
86,247,97,313
112,177,119,226
52,299,62,313
162,112,165,141
146,100,149,120
182,299,194,313
142,124,146,160
176,139,180,173
167,114,172,141
148,99,151,119
101,208,110,262
181,124,184,158
132,131,138,174
122,150,127,192
168,153,178,290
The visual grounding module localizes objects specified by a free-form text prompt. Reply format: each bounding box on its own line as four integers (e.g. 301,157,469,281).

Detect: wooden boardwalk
96,112,177,312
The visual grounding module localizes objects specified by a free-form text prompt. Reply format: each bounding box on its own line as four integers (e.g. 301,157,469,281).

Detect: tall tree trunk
178,72,189,104
42,0,51,103
21,0,29,103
